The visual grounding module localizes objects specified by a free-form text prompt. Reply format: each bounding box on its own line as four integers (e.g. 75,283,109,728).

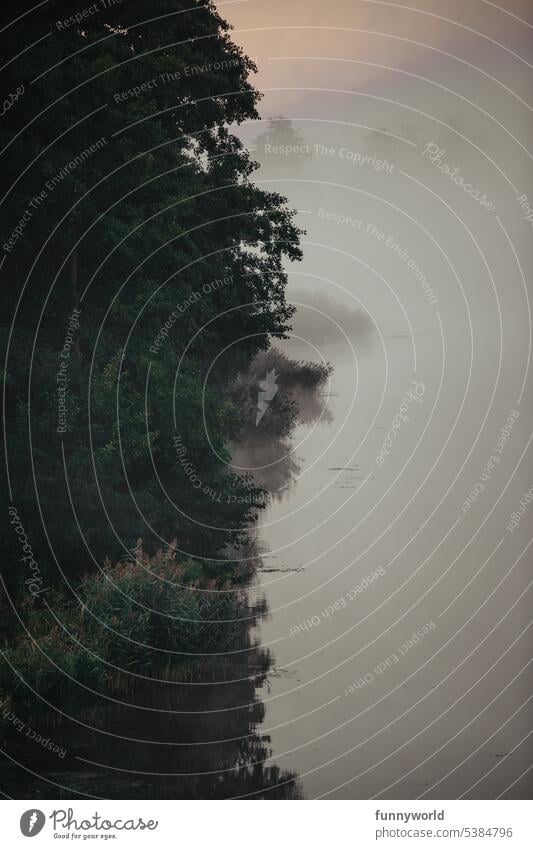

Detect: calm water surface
2,338,531,799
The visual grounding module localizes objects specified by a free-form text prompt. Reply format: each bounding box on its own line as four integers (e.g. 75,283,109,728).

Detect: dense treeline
0,2,315,799
0,0,302,596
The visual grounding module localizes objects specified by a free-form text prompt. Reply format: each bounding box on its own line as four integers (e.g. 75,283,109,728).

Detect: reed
0,547,261,718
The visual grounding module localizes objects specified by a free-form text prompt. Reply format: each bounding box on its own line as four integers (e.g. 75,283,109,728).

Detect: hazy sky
222,0,533,117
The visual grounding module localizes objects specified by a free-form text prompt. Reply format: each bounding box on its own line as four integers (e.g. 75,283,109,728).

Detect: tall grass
0,547,263,718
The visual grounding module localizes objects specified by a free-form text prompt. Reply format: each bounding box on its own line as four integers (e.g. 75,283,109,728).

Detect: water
244,333,532,799
2,336,531,799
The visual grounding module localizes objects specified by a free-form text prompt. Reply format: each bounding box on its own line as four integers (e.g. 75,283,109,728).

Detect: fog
221,0,533,798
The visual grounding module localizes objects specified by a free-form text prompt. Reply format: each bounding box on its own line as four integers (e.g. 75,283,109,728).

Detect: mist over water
2,0,532,806
239,321,530,798
222,29,533,792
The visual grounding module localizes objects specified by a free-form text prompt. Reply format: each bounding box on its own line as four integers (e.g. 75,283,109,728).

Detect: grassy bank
1,349,331,723
0,547,264,719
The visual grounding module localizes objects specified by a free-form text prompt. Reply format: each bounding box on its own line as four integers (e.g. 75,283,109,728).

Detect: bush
230,346,332,438
0,547,263,717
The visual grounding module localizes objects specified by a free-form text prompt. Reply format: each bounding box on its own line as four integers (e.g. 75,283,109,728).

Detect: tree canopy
0,0,302,587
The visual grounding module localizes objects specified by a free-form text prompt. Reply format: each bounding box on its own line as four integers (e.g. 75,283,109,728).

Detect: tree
253,116,312,175
0,0,302,589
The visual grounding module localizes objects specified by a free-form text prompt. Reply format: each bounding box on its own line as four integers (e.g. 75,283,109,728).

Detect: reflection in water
1,585,300,799
230,353,334,500
1,357,331,800
231,437,302,501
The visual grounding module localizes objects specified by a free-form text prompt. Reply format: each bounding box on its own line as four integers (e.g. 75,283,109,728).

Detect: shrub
0,548,262,717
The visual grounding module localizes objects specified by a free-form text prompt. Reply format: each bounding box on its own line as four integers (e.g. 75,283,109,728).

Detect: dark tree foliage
0,0,302,586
